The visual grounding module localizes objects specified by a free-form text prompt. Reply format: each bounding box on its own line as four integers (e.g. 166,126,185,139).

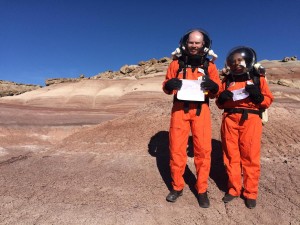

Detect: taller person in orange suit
162,29,221,208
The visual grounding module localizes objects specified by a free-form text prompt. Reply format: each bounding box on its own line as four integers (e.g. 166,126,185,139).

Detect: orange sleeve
207,61,222,99
162,60,180,95
258,76,274,109
215,78,227,109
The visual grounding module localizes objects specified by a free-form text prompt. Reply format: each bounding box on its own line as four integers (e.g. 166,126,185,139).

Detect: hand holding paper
177,79,205,101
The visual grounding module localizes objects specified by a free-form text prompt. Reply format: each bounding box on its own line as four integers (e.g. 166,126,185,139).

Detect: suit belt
224,108,262,120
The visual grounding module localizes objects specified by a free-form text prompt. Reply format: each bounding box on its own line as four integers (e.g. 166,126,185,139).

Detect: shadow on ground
148,131,228,195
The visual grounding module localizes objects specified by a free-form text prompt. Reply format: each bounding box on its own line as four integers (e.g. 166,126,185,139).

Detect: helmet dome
179,28,212,56
225,46,257,75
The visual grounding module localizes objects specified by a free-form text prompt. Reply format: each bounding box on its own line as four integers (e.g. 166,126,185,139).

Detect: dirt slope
0,71,299,224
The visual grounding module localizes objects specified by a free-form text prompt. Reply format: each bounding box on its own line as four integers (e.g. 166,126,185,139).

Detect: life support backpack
174,57,210,116
223,71,269,125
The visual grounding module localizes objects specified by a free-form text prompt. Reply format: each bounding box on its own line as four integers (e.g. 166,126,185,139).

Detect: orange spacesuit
163,28,221,208
217,46,274,209
163,58,221,205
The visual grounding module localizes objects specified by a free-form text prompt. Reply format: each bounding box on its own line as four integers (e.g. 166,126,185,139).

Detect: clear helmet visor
179,28,212,56
225,46,257,75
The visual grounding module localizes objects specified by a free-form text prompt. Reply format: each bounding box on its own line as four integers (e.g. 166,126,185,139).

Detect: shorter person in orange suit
216,46,274,209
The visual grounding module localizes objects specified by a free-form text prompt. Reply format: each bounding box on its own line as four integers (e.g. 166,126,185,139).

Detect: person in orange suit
162,29,221,208
216,46,274,209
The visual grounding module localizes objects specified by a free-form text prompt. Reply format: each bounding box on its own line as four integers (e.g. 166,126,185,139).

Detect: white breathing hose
171,48,182,58
171,47,218,62
204,47,218,62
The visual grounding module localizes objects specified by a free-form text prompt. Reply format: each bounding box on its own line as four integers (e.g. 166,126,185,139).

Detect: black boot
222,193,238,203
245,198,256,209
198,191,210,208
166,190,183,202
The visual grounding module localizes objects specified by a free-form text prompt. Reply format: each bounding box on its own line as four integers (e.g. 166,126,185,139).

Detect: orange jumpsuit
163,59,221,194
217,75,273,199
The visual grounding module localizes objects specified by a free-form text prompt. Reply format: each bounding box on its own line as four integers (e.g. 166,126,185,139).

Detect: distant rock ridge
91,57,172,80
0,57,172,98
1,57,300,98
46,58,300,88
281,56,297,62
0,80,41,97
44,57,172,86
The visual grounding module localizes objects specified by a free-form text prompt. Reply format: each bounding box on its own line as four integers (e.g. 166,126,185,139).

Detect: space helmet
179,28,212,56
225,46,257,75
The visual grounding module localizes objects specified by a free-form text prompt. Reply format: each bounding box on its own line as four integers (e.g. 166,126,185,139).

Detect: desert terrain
0,59,299,225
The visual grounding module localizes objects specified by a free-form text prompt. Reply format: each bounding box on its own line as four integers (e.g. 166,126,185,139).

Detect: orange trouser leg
191,105,212,193
222,114,262,199
221,114,242,196
169,108,190,191
169,104,212,193
240,115,262,199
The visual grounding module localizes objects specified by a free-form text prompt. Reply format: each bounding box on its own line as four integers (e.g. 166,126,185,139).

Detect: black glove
201,78,219,94
164,78,182,92
245,84,264,104
217,90,233,105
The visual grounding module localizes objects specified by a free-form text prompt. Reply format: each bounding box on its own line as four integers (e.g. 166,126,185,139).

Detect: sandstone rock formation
260,60,300,89
0,80,41,97
282,56,297,62
2,57,299,99
90,57,171,80
42,57,172,87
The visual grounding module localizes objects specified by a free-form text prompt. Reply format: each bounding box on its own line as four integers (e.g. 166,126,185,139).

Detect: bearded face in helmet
226,46,257,75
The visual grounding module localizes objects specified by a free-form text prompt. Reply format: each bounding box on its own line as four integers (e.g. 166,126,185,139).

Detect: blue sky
1,0,299,86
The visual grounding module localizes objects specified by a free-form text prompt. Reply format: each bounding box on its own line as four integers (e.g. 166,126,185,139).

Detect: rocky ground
0,60,299,225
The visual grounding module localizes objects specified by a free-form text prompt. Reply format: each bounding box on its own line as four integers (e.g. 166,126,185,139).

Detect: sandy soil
0,76,299,225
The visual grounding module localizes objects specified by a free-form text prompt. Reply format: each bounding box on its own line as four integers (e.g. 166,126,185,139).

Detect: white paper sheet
177,79,205,101
232,88,249,101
